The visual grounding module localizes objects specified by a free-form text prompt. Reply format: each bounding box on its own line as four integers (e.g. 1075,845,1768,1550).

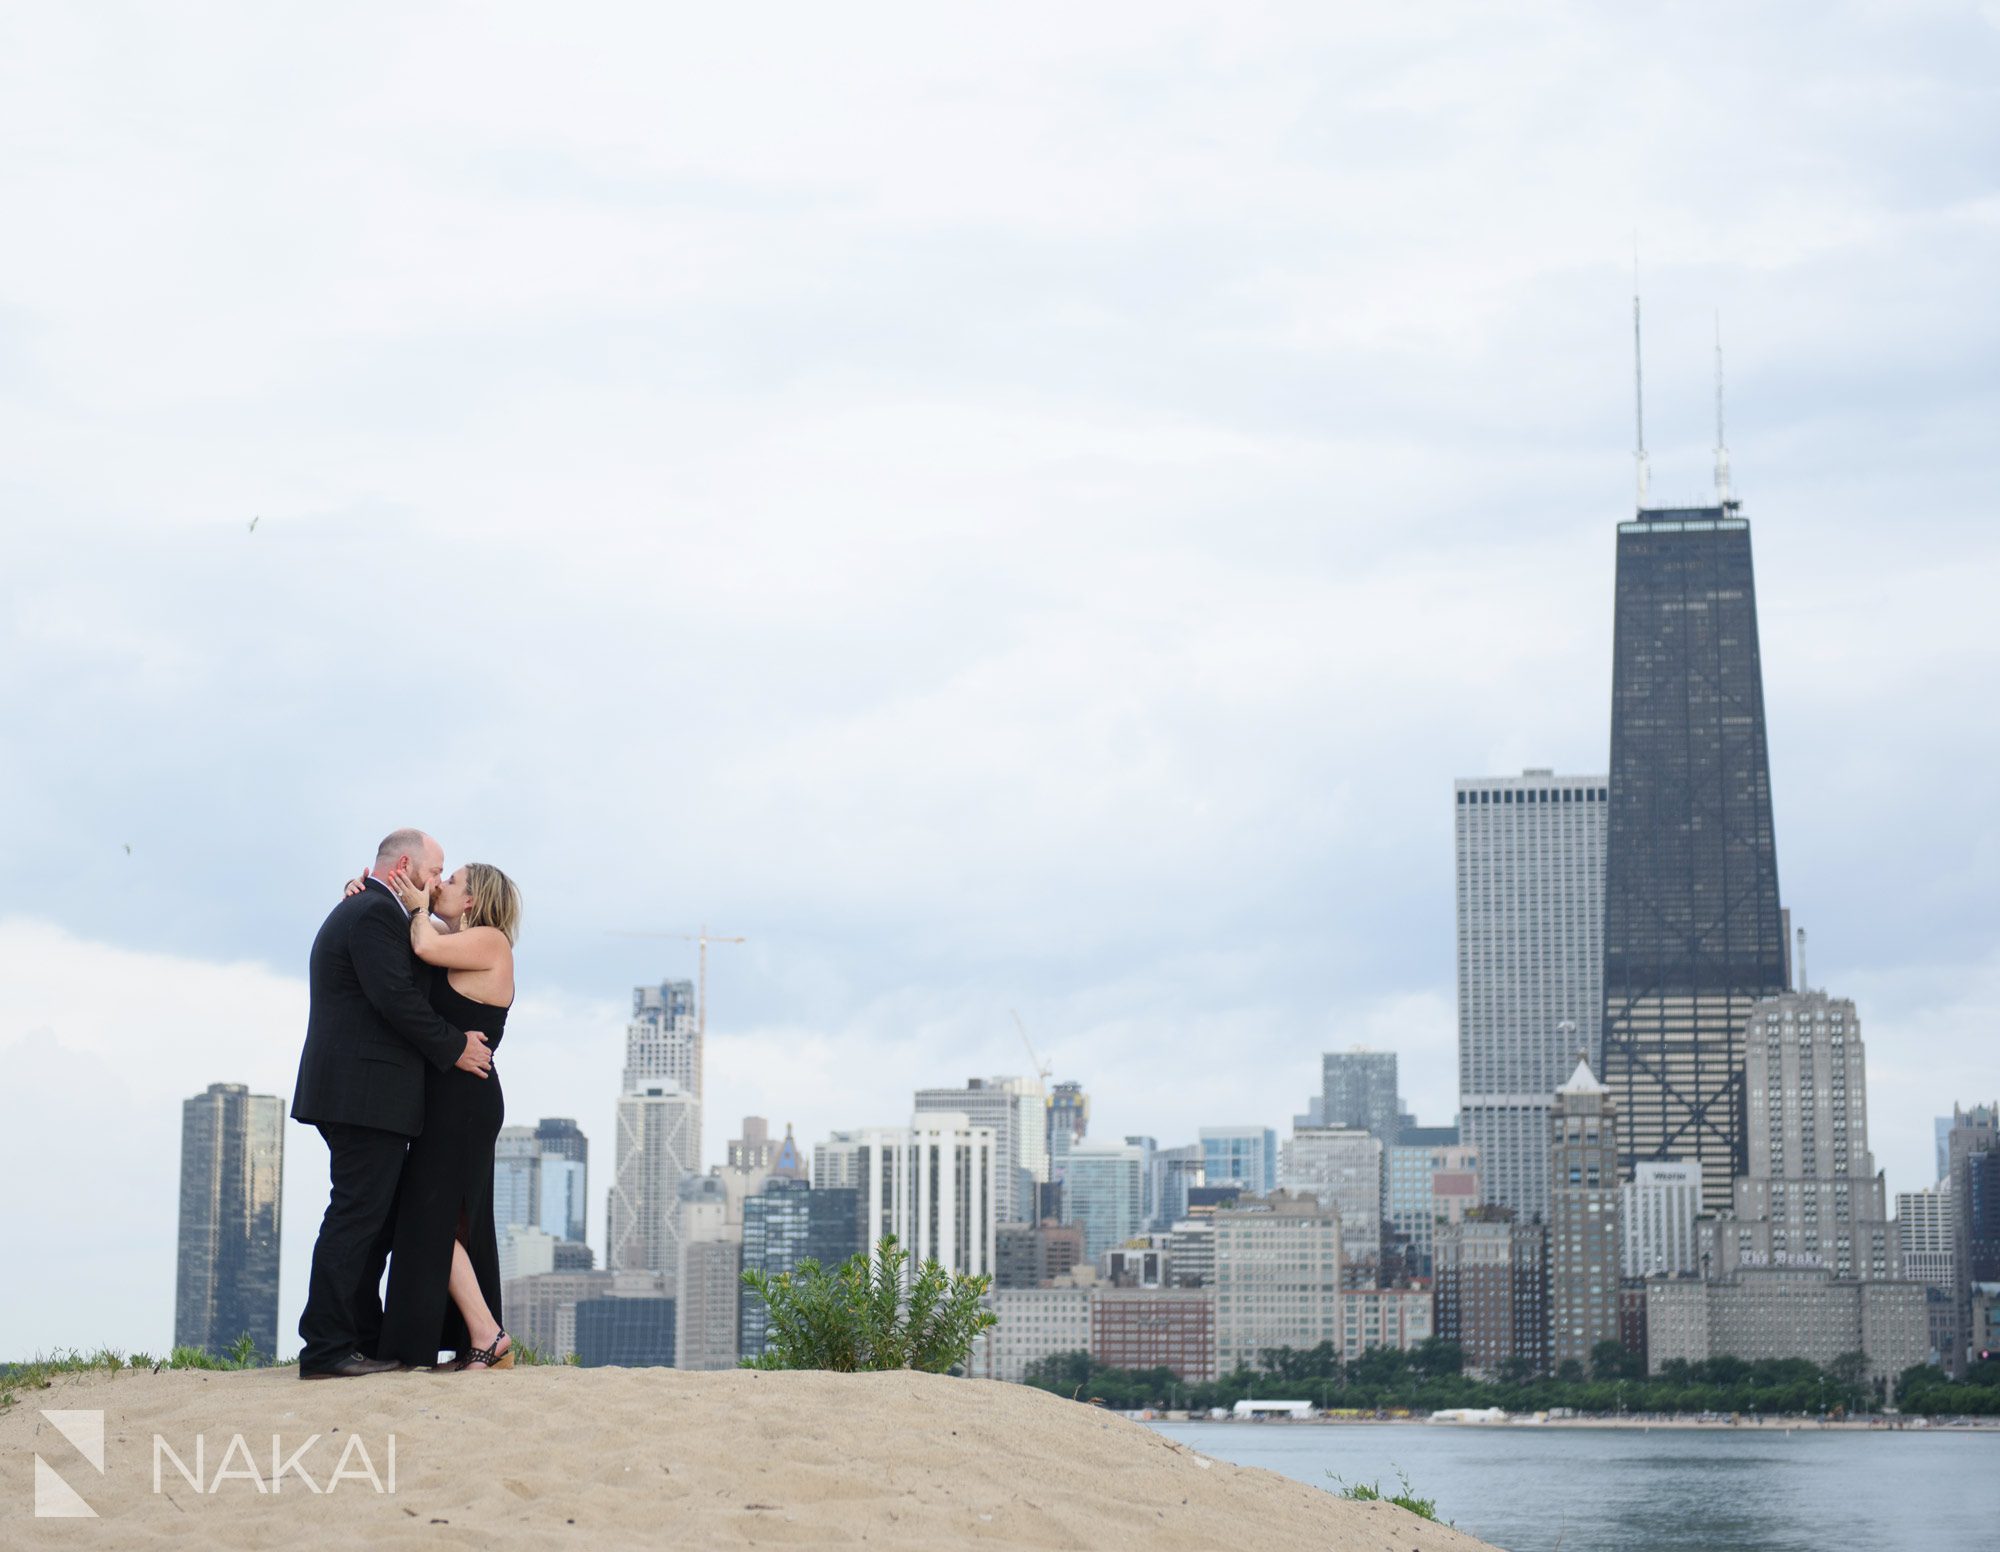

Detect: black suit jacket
290,878,466,1136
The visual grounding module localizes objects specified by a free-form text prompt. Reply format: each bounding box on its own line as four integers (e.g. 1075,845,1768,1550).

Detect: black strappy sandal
459,1329,515,1371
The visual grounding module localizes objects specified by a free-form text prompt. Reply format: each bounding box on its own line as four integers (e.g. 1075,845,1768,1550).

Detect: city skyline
7,6,1998,1359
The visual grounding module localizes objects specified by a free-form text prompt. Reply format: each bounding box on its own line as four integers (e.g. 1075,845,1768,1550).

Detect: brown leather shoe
301,1353,404,1380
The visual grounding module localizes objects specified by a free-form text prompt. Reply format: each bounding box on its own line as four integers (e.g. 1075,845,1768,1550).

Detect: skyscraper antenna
1632,243,1650,508
1714,311,1733,504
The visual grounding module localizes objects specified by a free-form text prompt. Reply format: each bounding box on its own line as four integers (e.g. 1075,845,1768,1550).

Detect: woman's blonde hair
462,863,522,944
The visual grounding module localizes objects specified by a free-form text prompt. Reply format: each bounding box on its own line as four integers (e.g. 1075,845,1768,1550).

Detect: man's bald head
373,828,445,891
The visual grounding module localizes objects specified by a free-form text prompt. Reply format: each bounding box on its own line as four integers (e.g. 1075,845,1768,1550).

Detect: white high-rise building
818,1117,999,1280
1278,1126,1384,1273
914,1075,1048,1227
1062,1143,1147,1260
499,1225,557,1285
903,1112,999,1278
1896,1185,1955,1291
1454,770,1607,1223
624,980,701,1100
608,1083,701,1276
1621,1160,1702,1278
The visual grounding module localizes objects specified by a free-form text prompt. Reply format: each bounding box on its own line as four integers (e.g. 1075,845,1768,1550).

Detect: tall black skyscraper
1601,497,1787,1212
175,1082,284,1359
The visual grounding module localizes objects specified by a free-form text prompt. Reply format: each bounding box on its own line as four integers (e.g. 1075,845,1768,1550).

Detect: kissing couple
290,827,524,1378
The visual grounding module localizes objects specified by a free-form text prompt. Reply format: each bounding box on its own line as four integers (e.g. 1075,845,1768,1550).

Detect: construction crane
612,924,747,1095
1011,1008,1052,1086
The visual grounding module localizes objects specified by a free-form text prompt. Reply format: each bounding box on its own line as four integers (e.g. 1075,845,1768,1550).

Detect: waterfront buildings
1211,1192,1343,1373
1705,991,1898,1282
1434,1206,1548,1378
174,1082,283,1361
1600,500,1789,1213
1646,1270,1929,1390
1278,1125,1384,1274
1385,1141,1480,1276
1322,1050,1401,1146
1944,1102,1999,1373
978,1281,1093,1382
608,1083,701,1275
1547,1059,1622,1369
915,1076,1049,1227
996,1220,1085,1289
1063,1143,1148,1260
1454,770,1607,1224
1621,1160,1702,1279
1897,1184,1958,1367
1091,1288,1216,1381
1339,1286,1433,1361
1200,1126,1278,1197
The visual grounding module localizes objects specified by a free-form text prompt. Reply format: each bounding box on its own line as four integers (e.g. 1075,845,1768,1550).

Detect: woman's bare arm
410,916,511,971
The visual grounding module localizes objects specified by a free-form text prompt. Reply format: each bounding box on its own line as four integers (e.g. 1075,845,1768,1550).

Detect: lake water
1144,1420,2000,1551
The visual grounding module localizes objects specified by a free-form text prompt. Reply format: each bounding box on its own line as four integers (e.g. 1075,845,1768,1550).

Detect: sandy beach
1,1365,1496,1549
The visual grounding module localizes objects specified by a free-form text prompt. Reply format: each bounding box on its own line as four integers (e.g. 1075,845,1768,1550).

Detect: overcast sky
3,4,1996,1358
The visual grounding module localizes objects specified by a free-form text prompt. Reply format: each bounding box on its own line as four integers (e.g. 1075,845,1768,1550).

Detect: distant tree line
1019,1339,1998,1417
1894,1358,2000,1416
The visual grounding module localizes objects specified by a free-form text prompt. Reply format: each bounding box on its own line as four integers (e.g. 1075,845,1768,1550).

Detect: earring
460,910,472,931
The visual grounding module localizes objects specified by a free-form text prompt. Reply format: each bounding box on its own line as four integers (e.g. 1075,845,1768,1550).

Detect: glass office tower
175,1082,284,1360
1602,500,1788,1211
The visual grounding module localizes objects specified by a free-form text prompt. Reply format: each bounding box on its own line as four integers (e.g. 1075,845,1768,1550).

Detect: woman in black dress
373,861,522,1371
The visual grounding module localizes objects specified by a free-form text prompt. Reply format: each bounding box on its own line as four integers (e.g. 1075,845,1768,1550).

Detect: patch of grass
1330,1466,1446,1524
2,1336,281,1411
512,1342,578,1366
1,1348,131,1413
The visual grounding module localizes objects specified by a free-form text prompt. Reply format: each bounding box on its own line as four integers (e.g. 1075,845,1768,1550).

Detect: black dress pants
298,1122,408,1373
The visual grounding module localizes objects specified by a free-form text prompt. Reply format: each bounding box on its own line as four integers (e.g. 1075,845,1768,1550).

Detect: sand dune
0,1364,1495,1549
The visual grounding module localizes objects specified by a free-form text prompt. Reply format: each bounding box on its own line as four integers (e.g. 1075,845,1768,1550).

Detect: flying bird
248,516,260,533
122,843,132,855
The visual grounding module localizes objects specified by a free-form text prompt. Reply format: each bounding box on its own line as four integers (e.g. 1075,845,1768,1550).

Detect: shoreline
1143,1413,2000,1433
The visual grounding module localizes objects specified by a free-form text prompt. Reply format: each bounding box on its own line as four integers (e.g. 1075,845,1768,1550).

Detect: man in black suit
292,827,493,1379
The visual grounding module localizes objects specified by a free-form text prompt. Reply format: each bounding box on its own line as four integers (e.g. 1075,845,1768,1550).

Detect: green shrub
741,1233,997,1374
